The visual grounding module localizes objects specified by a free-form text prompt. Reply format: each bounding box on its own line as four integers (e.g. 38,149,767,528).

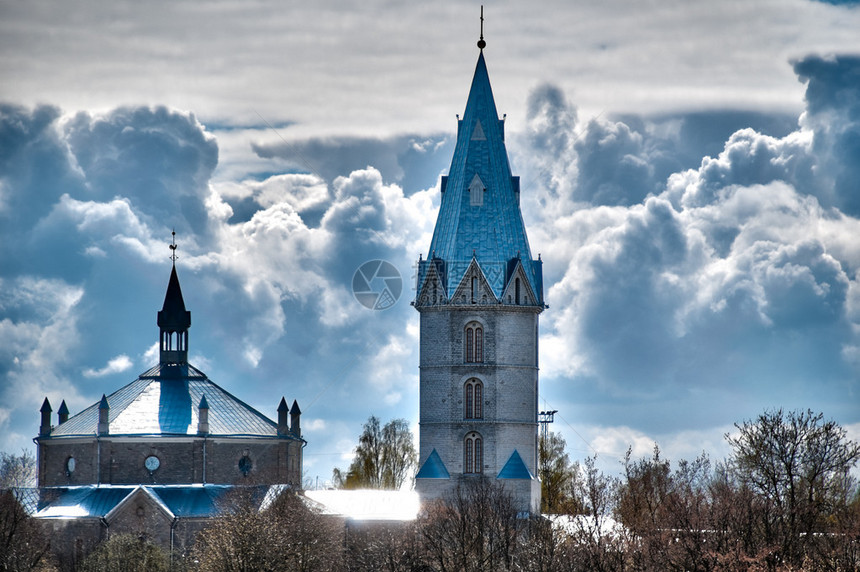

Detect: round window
66,457,76,474
144,455,160,472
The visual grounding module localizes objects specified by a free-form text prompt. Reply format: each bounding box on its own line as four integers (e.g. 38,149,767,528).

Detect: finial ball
477,39,486,50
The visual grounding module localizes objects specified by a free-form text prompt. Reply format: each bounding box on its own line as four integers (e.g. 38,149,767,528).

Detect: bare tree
418,477,520,572
0,450,37,489
0,490,55,572
727,408,860,568
333,416,416,490
568,456,626,572
77,534,172,572
193,488,344,572
343,521,424,572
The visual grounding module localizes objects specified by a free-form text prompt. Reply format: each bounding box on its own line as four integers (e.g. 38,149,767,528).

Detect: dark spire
290,399,301,437
278,397,290,436
58,400,69,425
158,266,191,331
98,394,110,435
40,398,52,436
158,233,191,365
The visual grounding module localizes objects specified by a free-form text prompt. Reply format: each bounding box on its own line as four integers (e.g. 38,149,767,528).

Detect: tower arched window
464,432,483,474
464,378,483,419
464,322,483,363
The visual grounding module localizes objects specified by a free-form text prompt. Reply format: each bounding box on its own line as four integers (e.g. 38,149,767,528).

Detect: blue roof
46,363,293,439
415,449,450,479
422,52,542,300
32,486,133,518
497,450,534,480
30,485,275,519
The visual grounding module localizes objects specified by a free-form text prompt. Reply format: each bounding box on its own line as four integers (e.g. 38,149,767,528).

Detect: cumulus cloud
0,277,86,445
83,354,134,378
3,51,860,482
530,55,860,445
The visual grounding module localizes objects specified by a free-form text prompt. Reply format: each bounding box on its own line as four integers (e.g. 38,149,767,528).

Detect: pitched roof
415,448,450,479
497,450,534,480
424,52,541,300
48,363,290,439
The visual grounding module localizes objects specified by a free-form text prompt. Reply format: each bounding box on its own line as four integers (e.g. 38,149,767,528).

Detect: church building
30,242,305,567
413,29,545,513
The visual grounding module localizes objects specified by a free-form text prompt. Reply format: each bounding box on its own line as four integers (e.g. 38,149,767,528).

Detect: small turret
197,395,209,435
40,398,52,436
290,400,302,437
277,397,290,436
57,400,69,425
98,394,110,435
158,234,191,366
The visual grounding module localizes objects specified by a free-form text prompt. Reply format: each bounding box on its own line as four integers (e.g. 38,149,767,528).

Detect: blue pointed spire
422,52,542,302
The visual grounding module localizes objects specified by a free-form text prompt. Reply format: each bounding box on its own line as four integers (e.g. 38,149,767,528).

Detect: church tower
414,22,544,513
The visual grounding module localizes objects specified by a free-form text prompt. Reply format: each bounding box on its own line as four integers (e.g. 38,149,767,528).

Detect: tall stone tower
414,31,544,513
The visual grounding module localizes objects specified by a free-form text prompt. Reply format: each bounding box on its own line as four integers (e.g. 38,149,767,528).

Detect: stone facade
414,46,544,513
31,262,305,567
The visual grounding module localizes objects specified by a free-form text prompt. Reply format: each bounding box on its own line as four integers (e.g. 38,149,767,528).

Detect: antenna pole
169,229,178,265
477,6,486,50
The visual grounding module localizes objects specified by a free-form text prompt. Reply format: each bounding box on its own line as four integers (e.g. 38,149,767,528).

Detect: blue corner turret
419,52,542,304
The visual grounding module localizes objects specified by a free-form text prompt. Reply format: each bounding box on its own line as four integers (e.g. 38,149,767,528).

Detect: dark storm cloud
0,104,86,269
530,58,860,441
65,106,219,235
794,55,860,215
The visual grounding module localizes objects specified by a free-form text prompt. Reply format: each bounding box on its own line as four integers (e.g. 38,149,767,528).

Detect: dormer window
469,174,485,207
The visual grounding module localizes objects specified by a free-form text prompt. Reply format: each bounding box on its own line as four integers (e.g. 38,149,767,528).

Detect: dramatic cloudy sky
2,0,860,483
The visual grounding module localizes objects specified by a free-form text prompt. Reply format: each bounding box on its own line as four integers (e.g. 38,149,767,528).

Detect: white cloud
82,354,133,378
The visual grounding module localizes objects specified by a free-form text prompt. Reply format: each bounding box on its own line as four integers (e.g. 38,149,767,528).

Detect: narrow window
465,438,474,473
465,322,483,363
465,432,483,474
464,379,483,419
515,278,521,305
465,383,474,419
466,327,474,363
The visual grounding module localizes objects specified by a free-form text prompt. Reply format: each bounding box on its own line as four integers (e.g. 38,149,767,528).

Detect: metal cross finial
169,229,178,265
477,6,486,50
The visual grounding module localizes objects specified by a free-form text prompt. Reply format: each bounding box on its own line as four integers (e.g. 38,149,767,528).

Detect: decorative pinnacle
477,6,486,50
169,229,178,265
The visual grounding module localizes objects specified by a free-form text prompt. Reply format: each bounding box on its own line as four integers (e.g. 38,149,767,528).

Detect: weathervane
169,229,178,265
477,5,486,50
